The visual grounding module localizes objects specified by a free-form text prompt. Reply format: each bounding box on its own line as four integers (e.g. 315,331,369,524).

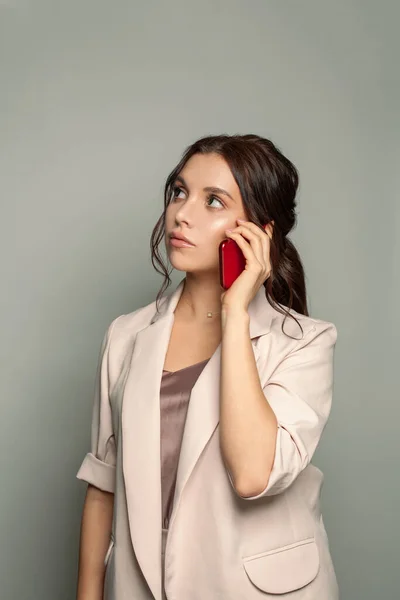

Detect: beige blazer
76,277,339,599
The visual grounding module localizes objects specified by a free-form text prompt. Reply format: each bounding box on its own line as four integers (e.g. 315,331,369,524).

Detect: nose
174,197,198,224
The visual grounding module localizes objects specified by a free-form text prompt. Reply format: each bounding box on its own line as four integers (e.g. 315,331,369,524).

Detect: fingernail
237,218,245,222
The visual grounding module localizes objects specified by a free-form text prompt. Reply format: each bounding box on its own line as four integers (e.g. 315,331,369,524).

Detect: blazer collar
121,276,275,600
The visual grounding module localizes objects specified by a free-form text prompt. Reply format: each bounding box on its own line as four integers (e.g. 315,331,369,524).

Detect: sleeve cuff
76,452,116,493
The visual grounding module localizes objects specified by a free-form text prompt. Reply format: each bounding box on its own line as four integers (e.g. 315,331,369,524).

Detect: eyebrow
174,175,236,203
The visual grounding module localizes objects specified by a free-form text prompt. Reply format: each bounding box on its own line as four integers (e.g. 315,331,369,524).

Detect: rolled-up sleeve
232,320,337,500
76,317,120,493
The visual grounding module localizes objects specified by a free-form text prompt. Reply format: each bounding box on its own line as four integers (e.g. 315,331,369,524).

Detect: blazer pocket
242,537,319,594
104,534,115,567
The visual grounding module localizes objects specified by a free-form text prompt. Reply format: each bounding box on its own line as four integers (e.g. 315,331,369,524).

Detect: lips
170,232,195,246
169,236,195,248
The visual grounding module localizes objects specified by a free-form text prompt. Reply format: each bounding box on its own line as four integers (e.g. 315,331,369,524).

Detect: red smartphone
219,223,268,289
219,237,245,289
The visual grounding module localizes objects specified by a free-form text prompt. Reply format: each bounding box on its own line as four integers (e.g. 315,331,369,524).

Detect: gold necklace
180,298,221,319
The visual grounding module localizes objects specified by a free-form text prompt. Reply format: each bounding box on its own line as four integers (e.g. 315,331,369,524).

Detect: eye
172,185,185,200
207,195,224,209
171,186,224,209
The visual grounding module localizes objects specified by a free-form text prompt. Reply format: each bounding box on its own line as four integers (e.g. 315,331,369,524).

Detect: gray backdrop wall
1,1,398,598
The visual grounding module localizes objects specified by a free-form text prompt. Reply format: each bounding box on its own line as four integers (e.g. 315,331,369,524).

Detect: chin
169,259,220,278
167,245,218,273
168,255,196,272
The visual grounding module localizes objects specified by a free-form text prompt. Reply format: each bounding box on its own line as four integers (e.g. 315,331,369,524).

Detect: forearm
76,484,114,600
220,307,278,497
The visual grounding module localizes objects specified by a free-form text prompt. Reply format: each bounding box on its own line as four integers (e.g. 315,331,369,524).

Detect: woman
76,134,339,599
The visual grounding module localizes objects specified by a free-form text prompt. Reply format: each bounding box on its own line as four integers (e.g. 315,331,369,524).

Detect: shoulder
253,305,337,389
97,299,158,371
270,299,336,342
256,302,337,368
106,298,158,343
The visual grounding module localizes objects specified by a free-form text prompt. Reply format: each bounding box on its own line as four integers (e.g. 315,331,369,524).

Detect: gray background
1,1,398,598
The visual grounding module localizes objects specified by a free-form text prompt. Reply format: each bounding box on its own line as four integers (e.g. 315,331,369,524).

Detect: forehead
179,153,240,196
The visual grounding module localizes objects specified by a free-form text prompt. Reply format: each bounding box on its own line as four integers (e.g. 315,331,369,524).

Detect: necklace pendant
207,312,213,318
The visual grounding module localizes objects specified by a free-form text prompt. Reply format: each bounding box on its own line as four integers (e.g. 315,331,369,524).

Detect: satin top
160,358,210,529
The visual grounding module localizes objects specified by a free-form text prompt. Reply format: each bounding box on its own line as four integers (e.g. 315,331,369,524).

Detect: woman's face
165,152,247,275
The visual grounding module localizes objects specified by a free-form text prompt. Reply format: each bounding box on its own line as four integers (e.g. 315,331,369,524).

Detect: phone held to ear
219,223,269,289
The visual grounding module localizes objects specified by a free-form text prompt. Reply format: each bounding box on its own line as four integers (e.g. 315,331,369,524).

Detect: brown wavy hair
150,133,308,334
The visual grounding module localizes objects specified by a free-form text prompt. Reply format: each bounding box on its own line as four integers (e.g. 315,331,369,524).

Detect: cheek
209,215,237,238
197,218,236,260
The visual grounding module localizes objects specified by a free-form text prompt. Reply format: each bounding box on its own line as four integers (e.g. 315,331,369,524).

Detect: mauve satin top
160,358,210,529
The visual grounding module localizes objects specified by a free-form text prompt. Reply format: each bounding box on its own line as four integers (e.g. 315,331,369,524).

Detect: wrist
221,304,250,328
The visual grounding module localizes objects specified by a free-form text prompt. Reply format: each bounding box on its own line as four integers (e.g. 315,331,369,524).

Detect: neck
176,273,222,321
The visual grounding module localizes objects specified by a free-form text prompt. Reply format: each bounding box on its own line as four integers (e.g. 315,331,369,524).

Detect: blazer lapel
121,279,185,600
121,276,275,600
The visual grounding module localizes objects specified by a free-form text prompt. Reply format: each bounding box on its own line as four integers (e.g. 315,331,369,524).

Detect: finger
231,225,267,265
238,221,272,265
237,219,269,236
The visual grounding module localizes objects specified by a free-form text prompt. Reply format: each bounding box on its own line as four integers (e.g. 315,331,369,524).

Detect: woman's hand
220,218,273,312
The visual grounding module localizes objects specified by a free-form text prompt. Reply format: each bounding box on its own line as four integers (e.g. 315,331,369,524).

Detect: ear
263,220,274,237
